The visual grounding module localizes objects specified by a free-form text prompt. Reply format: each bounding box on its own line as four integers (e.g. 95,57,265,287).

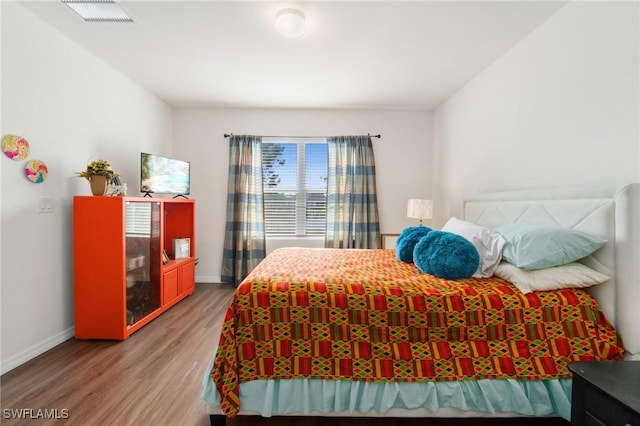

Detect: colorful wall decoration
2,134,48,183
2,134,30,161
25,159,48,183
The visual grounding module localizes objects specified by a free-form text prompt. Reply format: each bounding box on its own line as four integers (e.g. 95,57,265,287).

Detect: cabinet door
179,260,195,295
125,201,161,326
162,267,179,305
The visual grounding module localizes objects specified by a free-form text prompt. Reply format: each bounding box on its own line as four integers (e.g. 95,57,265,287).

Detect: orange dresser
73,196,196,340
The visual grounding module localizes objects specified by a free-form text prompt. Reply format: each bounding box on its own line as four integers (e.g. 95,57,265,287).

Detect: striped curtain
221,135,266,285
325,135,381,249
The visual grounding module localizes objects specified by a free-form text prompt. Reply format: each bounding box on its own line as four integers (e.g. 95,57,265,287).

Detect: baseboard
196,275,223,284
0,327,75,375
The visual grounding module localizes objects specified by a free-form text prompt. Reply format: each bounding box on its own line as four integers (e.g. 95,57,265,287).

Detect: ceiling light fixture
275,8,306,39
62,0,133,23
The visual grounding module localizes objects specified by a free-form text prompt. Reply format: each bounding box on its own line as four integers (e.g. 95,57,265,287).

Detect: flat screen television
140,152,190,197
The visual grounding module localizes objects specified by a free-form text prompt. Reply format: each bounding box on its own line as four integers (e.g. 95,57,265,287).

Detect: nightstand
380,233,400,249
569,361,640,425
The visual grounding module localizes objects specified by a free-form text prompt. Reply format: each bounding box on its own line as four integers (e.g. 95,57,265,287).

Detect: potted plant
76,159,119,196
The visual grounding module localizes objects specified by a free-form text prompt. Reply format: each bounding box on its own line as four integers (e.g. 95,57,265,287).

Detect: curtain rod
223,133,381,139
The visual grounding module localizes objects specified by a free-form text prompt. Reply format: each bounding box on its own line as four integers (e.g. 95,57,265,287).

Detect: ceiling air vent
62,0,133,23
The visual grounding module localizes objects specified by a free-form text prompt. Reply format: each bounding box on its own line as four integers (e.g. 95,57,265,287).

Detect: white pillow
494,261,610,294
441,217,506,278
494,223,606,270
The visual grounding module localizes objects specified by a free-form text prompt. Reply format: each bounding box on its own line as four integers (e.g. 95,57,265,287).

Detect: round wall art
2,134,30,161
25,159,48,183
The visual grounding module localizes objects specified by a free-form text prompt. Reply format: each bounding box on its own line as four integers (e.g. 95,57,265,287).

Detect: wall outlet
38,196,54,213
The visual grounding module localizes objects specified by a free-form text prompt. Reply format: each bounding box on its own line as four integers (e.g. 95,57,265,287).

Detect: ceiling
18,1,568,110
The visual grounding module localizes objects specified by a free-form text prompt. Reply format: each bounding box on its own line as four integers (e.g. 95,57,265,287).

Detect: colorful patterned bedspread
211,248,624,416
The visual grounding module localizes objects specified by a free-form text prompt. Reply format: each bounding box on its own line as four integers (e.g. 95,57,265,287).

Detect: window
262,138,327,237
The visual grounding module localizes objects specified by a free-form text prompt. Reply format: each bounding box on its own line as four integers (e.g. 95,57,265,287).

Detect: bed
202,184,640,424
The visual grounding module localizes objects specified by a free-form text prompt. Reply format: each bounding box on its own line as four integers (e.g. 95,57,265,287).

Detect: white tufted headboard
463,184,640,359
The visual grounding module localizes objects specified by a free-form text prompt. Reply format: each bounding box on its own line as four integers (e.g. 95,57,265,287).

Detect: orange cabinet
162,259,195,305
73,196,196,340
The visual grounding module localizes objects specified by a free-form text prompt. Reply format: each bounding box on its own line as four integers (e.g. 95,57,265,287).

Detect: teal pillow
413,231,479,279
494,224,606,270
396,226,432,263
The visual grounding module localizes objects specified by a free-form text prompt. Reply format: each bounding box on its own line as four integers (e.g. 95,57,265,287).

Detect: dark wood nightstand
569,361,640,425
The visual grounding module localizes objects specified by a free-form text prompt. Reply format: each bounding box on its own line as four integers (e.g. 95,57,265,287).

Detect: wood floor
1,284,569,426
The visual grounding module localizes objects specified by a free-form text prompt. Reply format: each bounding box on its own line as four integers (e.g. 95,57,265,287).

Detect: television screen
140,152,190,195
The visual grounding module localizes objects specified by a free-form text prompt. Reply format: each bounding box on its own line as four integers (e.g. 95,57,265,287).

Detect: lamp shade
275,9,306,39
407,199,433,221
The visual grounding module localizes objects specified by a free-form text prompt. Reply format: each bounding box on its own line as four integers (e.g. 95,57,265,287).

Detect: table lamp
407,199,433,226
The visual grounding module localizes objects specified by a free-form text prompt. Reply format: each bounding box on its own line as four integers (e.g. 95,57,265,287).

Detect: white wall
433,1,640,226
0,2,173,373
172,108,432,282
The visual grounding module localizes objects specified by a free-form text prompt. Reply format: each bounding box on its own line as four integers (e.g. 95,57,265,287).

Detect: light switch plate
38,196,54,213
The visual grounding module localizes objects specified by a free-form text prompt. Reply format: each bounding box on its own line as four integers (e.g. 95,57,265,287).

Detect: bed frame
208,184,640,425
463,183,639,359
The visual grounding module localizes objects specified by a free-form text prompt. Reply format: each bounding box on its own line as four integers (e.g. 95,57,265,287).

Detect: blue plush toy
396,226,432,263
413,231,479,279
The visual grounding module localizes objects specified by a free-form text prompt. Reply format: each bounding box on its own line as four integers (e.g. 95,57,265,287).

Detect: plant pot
90,175,108,196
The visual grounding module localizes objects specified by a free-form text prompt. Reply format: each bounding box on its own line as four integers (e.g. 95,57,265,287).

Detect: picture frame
173,238,191,259
162,249,170,264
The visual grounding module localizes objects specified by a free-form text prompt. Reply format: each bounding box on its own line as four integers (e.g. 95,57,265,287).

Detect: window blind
262,139,327,237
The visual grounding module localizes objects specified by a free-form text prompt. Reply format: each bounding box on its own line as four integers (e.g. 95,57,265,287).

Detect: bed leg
210,414,226,426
